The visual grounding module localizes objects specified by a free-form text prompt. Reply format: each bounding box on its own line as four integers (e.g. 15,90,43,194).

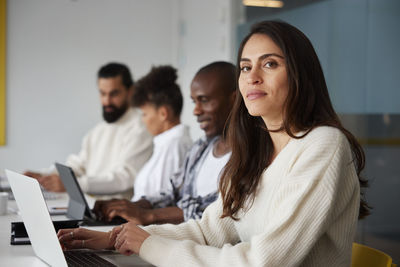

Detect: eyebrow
240,53,284,62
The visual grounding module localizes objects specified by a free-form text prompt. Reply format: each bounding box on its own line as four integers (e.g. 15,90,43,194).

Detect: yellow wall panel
0,0,6,145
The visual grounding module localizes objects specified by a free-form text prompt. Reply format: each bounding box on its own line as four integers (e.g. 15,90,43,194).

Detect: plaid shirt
144,136,222,221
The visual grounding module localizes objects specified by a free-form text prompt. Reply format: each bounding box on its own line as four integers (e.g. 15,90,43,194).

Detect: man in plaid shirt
94,61,236,225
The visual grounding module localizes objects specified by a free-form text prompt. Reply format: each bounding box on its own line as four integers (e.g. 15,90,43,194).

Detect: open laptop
6,169,117,267
55,163,126,226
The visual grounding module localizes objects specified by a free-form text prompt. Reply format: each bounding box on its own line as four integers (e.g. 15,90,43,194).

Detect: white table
0,193,153,266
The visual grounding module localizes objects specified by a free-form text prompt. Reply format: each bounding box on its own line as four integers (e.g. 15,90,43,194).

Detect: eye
199,97,208,103
265,61,278,68
111,91,120,97
240,65,251,72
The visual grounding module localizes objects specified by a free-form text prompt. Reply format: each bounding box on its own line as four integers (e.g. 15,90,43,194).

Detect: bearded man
24,63,153,199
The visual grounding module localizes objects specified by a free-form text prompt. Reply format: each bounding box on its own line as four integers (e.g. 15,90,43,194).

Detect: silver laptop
6,170,117,267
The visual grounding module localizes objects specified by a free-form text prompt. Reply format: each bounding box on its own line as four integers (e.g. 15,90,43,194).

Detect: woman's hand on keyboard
112,222,150,256
57,228,113,250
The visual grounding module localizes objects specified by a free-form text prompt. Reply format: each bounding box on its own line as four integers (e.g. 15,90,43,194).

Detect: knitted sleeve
139,129,359,266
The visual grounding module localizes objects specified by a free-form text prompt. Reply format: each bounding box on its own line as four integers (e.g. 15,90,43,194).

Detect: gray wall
239,0,400,113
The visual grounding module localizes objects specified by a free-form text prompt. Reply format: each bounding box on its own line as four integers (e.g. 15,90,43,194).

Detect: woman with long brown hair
58,20,369,266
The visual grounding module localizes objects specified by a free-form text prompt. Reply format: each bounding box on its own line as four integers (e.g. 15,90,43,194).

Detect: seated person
93,61,237,225
59,21,370,267
130,65,192,201
24,62,153,199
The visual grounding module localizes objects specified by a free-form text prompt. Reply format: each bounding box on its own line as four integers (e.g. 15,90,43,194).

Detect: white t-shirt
195,148,231,197
132,124,192,201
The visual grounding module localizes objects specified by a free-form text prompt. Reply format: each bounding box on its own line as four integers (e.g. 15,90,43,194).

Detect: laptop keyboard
64,250,117,267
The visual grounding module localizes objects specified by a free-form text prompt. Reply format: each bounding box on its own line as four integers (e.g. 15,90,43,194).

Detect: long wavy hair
219,20,370,220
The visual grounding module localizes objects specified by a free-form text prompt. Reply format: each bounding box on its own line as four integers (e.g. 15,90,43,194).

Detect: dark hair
98,62,134,89
219,20,370,220
132,65,183,118
195,61,236,94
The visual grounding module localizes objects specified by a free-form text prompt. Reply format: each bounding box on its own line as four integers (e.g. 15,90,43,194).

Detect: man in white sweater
24,63,153,198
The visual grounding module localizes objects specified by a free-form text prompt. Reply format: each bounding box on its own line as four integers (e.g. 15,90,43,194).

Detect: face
98,76,131,123
238,33,289,128
190,72,233,139
140,104,165,136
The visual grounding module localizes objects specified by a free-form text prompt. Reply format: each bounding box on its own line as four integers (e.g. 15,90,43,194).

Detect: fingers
100,201,116,216
57,228,90,242
104,206,125,221
102,200,125,214
25,171,44,180
106,209,128,221
58,231,89,250
93,200,104,214
114,224,128,250
114,222,150,255
94,200,124,221
109,224,125,245
63,239,88,250
118,240,134,256
58,228,77,243
37,177,51,191
36,175,64,192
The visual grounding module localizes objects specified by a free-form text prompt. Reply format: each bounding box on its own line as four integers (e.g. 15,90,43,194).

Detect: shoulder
294,126,348,152
181,136,211,157
167,124,192,144
277,127,356,184
303,126,345,143
289,126,352,164
125,108,144,126
283,127,351,170
123,108,150,135
192,136,208,147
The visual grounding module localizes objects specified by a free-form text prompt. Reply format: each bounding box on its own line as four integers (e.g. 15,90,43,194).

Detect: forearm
145,207,184,225
78,170,133,194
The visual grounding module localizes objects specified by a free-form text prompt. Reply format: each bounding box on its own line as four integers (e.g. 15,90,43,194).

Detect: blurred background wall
0,0,240,172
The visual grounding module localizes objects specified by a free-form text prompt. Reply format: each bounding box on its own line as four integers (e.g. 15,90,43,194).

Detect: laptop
55,163,126,226
5,169,117,267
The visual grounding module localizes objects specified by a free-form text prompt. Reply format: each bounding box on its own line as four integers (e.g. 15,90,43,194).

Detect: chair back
352,242,397,267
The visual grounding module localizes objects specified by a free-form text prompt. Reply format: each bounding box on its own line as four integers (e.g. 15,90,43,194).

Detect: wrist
142,209,155,225
106,231,116,250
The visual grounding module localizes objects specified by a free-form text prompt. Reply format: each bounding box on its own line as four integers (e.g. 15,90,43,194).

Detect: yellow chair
352,242,397,267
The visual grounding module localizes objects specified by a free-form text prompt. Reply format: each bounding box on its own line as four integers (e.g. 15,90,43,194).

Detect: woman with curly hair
93,65,192,222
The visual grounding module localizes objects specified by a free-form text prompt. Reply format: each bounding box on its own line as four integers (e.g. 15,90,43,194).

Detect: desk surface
0,193,153,266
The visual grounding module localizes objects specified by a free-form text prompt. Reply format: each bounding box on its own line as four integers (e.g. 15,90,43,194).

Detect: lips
197,118,210,130
246,90,267,100
103,105,116,113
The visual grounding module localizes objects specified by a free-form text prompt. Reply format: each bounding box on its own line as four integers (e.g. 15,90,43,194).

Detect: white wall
175,0,239,140
0,0,239,174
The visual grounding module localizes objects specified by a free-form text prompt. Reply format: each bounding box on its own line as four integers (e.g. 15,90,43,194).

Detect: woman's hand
112,222,150,256
57,228,113,250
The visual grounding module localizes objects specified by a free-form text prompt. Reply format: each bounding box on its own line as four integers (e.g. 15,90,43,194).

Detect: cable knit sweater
139,126,360,267
66,108,153,196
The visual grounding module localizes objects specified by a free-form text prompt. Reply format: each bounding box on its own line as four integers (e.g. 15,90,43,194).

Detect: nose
193,102,203,116
102,95,111,106
246,68,262,85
